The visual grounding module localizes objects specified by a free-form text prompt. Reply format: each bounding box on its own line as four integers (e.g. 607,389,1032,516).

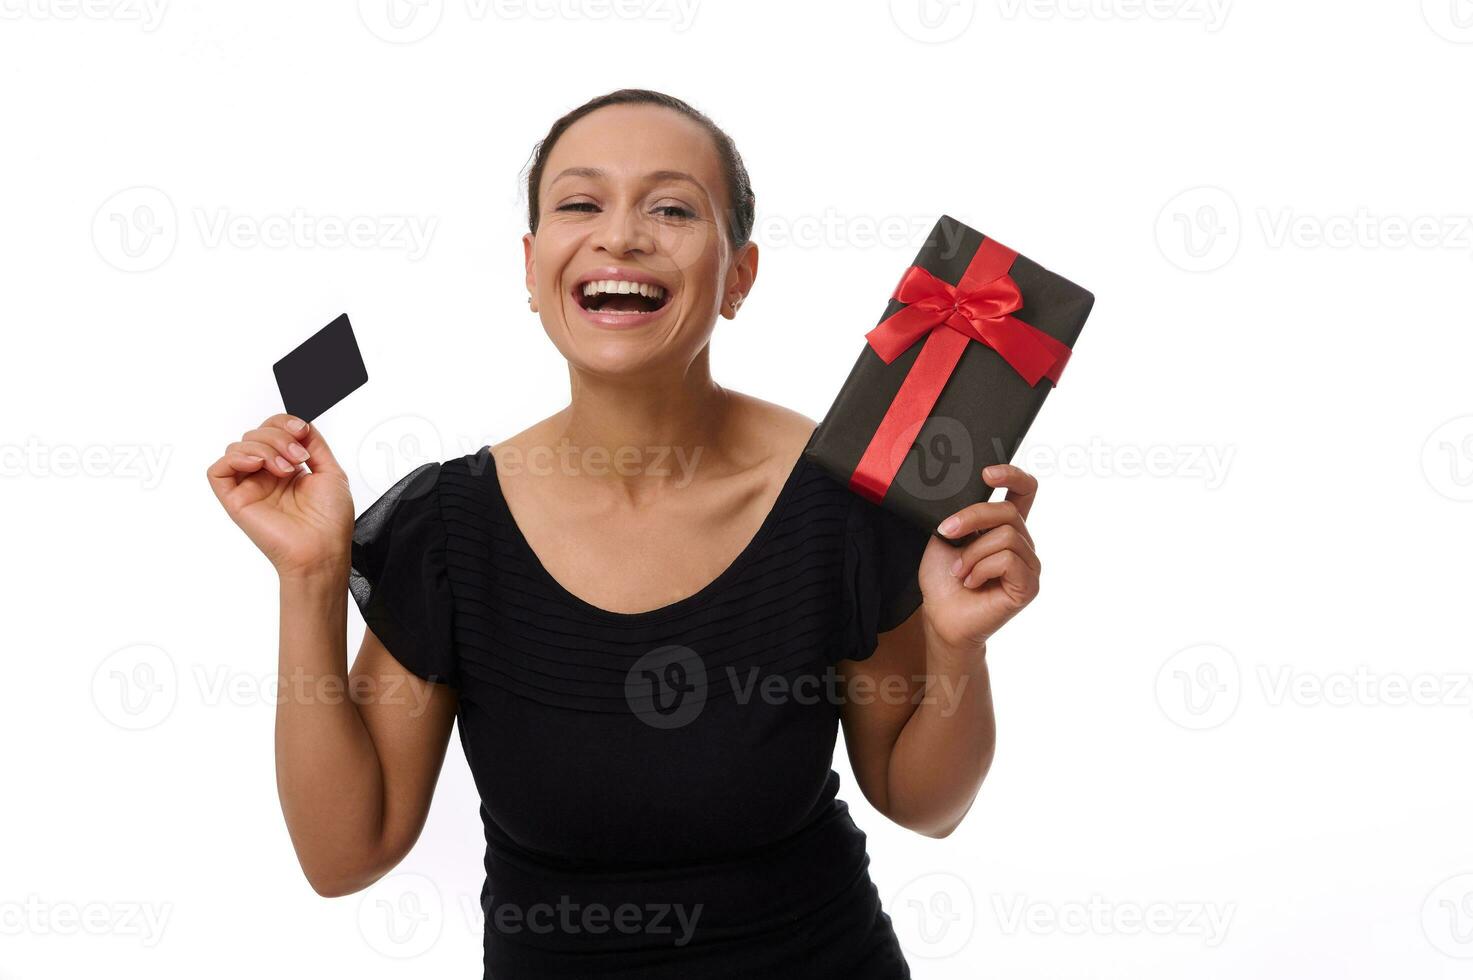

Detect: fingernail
950,557,963,576
937,516,961,536
983,466,1004,480
288,443,309,461
285,418,307,434
275,455,293,471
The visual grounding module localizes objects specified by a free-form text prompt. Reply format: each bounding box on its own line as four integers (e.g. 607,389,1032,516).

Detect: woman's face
524,103,756,379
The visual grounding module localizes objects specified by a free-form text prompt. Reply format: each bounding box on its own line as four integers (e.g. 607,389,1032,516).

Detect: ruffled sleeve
348,461,459,688
837,492,933,663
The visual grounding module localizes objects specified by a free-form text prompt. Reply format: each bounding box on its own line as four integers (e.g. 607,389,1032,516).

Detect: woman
206,89,1041,978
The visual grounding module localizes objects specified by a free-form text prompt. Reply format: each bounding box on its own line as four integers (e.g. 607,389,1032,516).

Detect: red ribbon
848,237,1074,504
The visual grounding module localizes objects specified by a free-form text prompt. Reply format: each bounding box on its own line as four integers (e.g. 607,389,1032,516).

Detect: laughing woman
206,89,1042,979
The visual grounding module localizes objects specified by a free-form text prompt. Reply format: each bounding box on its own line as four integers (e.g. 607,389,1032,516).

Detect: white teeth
580,279,666,301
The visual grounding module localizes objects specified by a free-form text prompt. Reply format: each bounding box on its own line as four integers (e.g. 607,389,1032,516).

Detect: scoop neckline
474,443,811,625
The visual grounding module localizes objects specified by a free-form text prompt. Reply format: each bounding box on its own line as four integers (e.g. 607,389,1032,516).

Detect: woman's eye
557,202,598,213
654,204,694,219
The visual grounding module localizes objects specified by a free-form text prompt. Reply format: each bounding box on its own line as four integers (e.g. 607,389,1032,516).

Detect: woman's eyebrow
549,166,705,190
644,169,703,189
549,166,604,185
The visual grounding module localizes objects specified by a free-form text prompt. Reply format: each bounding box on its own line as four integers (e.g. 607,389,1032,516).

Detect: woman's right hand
206,413,355,579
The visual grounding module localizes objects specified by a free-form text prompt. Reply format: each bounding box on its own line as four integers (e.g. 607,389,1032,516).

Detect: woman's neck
551,349,733,499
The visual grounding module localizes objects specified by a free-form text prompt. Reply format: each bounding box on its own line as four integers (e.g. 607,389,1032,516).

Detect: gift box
804,215,1094,537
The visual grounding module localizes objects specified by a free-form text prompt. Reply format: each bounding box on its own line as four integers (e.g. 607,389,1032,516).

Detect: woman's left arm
837,465,1042,839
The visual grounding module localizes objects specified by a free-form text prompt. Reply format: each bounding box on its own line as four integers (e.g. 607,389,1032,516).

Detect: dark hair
524,89,756,250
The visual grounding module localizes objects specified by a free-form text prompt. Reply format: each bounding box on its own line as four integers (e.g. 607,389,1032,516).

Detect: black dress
348,441,932,979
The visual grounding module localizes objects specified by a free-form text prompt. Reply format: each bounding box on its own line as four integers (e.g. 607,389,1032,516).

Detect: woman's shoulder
727,389,817,433
723,390,818,467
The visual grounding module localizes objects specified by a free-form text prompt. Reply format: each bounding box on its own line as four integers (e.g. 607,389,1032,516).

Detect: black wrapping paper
804,215,1094,535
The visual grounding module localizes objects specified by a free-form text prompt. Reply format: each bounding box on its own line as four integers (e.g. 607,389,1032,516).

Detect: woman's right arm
208,414,457,898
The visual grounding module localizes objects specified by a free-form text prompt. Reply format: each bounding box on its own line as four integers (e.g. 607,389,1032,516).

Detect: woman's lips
573,298,672,329
569,276,673,330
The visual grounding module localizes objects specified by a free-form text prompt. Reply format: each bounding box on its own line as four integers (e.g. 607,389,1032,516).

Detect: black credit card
272,313,368,422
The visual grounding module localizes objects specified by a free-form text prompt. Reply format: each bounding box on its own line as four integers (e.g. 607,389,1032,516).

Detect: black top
348,441,931,979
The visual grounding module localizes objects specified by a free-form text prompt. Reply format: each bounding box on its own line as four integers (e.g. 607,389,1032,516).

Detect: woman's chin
561,335,682,378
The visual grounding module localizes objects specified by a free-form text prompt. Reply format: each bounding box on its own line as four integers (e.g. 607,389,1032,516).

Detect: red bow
863,238,1071,387
847,236,1072,504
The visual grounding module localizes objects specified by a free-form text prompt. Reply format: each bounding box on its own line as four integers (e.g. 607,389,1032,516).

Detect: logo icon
91,643,178,730
357,415,446,499
1155,186,1241,273
92,186,177,272
358,0,444,43
891,872,976,959
1423,874,1473,958
894,415,975,502
357,872,443,958
1155,643,1241,730
1423,0,1473,42
889,0,976,43
1422,415,1473,502
626,645,707,729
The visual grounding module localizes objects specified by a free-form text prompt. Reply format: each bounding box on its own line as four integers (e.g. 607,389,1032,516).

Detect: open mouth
574,277,671,316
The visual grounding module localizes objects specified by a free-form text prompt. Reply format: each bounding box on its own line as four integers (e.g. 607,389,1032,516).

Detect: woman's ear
522,232,538,312
723,241,759,319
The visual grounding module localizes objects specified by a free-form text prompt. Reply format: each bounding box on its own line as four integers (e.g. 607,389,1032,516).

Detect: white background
3,1,1472,977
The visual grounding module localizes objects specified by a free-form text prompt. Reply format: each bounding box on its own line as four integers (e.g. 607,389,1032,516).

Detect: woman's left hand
916,464,1042,661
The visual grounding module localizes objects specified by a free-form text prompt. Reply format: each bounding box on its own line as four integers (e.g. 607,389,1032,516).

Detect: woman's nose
591,206,655,256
